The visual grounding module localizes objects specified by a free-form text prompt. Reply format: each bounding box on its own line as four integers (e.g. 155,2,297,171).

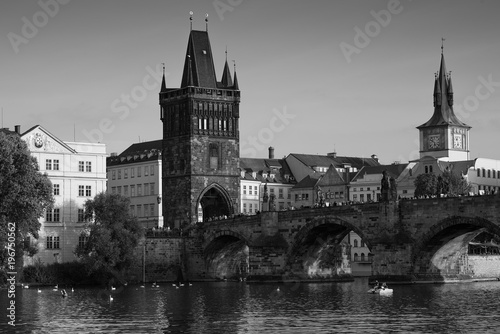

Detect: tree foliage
0,132,53,268
414,170,471,198
75,193,143,283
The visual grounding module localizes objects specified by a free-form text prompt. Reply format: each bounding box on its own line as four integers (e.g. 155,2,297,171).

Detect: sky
1,0,499,165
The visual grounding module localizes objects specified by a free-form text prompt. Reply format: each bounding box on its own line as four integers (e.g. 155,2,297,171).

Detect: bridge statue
269,193,276,211
381,170,390,202
262,183,269,211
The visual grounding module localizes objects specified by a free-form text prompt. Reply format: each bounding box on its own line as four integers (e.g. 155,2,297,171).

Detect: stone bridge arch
202,230,250,280
286,216,371,279
196,183,234,222
411,216,500,280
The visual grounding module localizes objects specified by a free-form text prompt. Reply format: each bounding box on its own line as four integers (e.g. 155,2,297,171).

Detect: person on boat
373,280,379,289
61,289,68,297
381,283,387,290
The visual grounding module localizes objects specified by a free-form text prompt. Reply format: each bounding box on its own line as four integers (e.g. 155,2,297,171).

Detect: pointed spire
433,72,441,107
221,48,233,87
205,13,208,32
190,11,193,31
447,71,454,106
438,52,448,108
232,60,239,90
160,62,167,92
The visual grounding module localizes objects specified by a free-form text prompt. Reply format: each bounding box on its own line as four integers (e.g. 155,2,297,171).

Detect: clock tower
160,24,241,229
417,50,471,161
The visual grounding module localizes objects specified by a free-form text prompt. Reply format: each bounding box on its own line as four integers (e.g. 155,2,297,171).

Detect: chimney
371,154,378,162
268,146,274,159
14,125,21,134
327,151,337,158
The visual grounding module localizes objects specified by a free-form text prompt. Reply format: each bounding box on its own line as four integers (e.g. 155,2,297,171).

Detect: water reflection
1,279,500,333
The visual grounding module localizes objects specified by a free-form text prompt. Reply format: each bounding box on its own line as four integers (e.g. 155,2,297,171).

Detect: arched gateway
197,184,234,222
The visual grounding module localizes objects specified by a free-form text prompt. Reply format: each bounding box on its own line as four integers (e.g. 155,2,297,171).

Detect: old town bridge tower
159,25,240,229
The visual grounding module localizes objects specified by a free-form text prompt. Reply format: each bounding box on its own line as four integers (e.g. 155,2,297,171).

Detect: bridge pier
370,243,415,283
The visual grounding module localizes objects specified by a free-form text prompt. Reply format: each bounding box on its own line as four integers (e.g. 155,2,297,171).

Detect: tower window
209,143,219,169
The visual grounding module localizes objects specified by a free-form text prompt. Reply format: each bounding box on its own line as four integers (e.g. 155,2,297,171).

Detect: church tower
160,20,240,228
417,48,471,161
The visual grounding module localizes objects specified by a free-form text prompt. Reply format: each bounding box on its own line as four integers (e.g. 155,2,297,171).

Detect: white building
20,125,107,265
106,140,163,228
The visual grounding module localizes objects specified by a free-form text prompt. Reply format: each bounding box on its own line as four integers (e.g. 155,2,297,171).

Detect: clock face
454,134,462,149
428,135,440,149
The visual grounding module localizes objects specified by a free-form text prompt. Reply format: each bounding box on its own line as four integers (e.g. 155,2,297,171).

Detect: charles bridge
141,194,500,283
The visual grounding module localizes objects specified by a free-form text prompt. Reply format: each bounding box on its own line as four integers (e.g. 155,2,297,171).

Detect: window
137,184,142,196
86,161,92,172
112,170,116,180
249,203,253,213
150,166,154,176
111,187,116,194
46,159,52,170
243,203,247,213
295,194,299,201
53,208,60,222
85,186,91,197
79,161,84,172
53,184,60,196
144,183,149,196
124,185,129,196
137,167,141,177
483,169,486,177
46,236,60,249
150,204,155,217
118,170,122,179
124,169,128,179
488,170,491,178
131,168,135,178
477,169,481,177
53,160,59,171
150,183,155,195
137,204,142,217
78,235,88,248
144,166,149,176
130,205,135,216
79,185,84,196
249,187,252,195
243,186,246,195
78,209,85,222
117,186,122,195
279,188,283,199
131,185,136,197
46,210,53,222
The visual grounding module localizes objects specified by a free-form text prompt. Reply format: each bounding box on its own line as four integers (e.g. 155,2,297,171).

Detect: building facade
20,125,107,265
106,140,163,228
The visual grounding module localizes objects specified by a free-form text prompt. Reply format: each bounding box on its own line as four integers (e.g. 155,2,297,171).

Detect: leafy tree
441,170,471,196
414,170,471,198
75,193,143,284
414,173,438,198
0,131,53,278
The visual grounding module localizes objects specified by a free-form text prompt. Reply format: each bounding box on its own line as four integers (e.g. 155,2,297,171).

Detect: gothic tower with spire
417,49,471,161
159,24,241,228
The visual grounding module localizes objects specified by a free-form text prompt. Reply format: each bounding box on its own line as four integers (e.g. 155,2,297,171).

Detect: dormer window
263,173,267,178
252,172,256,179
202,50,207,55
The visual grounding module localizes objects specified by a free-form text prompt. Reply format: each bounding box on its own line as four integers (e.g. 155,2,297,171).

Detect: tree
441,170,471,196
0,131,54,278
414,170,471,198
414,173,438,198
75,193,143,284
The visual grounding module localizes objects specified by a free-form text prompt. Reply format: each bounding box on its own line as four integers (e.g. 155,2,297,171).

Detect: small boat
368,287,393,295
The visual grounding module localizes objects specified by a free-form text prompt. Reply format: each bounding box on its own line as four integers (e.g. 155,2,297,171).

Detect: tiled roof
289,153,380,169
351,164,409,182
240,157,295,184
119,140,162,156
293,175,319,189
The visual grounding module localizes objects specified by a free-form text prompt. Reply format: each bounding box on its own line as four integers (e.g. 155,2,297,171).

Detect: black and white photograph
1,0,500,333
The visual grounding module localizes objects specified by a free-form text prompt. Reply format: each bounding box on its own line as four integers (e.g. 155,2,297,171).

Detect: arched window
354,239,358,247
361,253,365,261
353,253,358,262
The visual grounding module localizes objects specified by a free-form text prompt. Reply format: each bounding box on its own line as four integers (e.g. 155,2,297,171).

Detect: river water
2,278,500,333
